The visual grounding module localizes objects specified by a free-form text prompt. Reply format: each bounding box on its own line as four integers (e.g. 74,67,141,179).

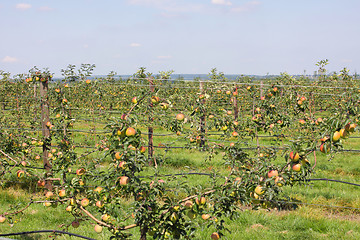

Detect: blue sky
0,0,359,76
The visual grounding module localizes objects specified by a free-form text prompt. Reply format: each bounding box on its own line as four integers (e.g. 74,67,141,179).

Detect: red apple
16,170,25,178
184,200,193,209
76,168,86,176
114,152,122,160
267,170,278,178
125,127,136,137
101,214,110,222
289,152,300,161
254,185,264,195
131,97,137,104
292,163,301,172
81,198,90,207
72,220,80,228
119,176,129,185
211,232,220,240
94,224,103,233
176,113,185,121
58,189,66,198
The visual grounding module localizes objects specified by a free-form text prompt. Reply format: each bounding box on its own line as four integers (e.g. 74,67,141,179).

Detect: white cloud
38,6,54,12
130,43,141,47
2,56,18,63
16,3,31,10
157,55,172,59
211,0,232,6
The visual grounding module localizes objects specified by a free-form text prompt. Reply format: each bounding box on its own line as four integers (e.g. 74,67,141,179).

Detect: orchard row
0,65,359,239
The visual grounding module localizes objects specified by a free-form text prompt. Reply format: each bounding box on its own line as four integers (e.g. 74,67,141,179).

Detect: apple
58,189,66,198
125,127,136,137
320,143,330,153
43,202,52,207
227,110,232,115
221,125,228,131
121,114,127,120
298,119,306,124
184,200,193,209
114,152,122,160
86,79,91,84
176,113,185,121
151,96,160,104
231,131,238,137
229,142,235,147
119,176,130,185
62,98,68,104
292,163,301,172
45,191,54,199
71,220,80,228
226,90,231,95
139,146,146,153
128,144,136,151
332,131,341,142
118,161,126,169
0,216,6,223
17,170,25,178
37,179,45,188
274,176,284,187
101,214,111,222
76,168,86,176
273,87,278,92
234,177,242,185
131,97,137,104
216,89,221,94
96,201,104,208
267,170,278,178
320,136,330,142
254,185,264,195
289,152,300,162
81,198,90,207
170,212,178,222
211,232,220,240
195,196,206,205
66,205,73,212
160,103,169,110
339,129,348,138
201,214,210,220
349,123,356,132
94,186,103,193
94,224,103,233
301,158,310,166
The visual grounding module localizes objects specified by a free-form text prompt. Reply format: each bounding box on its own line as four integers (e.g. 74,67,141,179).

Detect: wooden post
148,78,154,162
40,80,52,191
199,81,206,150
233,86,239,120
33,84,37,123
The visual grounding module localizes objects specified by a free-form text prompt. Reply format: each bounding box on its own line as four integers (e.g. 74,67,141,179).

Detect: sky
0,0,359,77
